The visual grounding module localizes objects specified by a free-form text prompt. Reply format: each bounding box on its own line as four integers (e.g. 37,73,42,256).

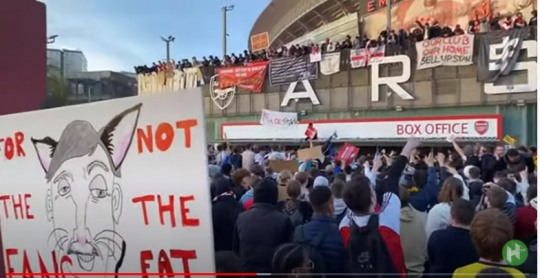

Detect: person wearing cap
313,176,329,188
233,178,294,273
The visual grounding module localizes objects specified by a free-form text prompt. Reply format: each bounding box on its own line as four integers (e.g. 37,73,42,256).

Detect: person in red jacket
339,138,420,277
304,123,318,141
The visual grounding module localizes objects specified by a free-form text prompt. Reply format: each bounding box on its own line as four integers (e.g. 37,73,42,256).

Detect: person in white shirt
254,147,265,166
242,144,256,170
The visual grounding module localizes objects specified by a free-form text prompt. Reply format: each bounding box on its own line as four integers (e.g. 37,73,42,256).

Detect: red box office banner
217,62,268,93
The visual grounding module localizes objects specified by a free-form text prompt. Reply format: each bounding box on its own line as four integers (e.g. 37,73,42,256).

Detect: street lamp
222,5,234,58
47,35,58,44
160,35,175,62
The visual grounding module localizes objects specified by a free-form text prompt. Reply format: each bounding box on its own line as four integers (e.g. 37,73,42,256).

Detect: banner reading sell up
416,34,474,70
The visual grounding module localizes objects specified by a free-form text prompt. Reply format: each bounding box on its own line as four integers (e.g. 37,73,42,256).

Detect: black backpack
293,224,329,275
347,214,397,277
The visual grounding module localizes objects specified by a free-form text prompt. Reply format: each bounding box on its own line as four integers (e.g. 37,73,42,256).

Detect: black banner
477,28,530,82
269,55,318,87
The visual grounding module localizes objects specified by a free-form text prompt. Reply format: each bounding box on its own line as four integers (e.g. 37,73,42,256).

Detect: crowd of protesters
208,136,537,277
135,10,537,75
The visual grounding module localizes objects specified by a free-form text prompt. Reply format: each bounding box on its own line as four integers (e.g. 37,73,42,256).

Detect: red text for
5,249,72,278
396,123,468,136
137,119,198,154
132,194,200,228
0,131,25,161
0,194,34,220
140,249,197,278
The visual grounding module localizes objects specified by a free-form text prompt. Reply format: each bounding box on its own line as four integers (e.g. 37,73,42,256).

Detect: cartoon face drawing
31,103,142,277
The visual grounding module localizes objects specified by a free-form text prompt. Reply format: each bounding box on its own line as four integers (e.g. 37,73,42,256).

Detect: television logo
502,240,528,266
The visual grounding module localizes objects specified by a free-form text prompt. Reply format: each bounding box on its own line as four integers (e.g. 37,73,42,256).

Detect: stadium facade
203,0,537,146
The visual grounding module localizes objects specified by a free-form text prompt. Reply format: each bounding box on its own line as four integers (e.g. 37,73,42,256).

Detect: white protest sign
416,34,474,70
320,52,341,75
0,89,215,276
260,109,298,128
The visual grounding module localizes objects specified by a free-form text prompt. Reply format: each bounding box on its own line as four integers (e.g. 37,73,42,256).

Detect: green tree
42,65,71,109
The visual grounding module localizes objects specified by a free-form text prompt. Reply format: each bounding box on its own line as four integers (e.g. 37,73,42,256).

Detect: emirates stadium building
209,0,537,146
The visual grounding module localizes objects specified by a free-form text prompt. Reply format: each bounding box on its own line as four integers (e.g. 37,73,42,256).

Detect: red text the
132,194,200,228
0,194,34,220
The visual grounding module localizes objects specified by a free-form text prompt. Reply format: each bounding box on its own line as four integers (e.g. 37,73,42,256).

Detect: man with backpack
293,186,347,276
339,138,419,277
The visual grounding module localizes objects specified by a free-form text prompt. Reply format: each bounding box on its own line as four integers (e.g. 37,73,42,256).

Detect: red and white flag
337,143,360,166
350,45,385,68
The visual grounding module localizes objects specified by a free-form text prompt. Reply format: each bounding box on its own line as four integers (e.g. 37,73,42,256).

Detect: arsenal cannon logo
209,75,236,110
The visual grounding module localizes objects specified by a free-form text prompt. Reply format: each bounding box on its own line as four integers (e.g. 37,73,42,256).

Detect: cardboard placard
250,32,269,52
503,135,517,145
0,89,215,275
298,146,323,161
269,160,298,173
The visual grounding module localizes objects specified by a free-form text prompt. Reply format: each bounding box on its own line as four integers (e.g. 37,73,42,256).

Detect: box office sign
221,115,502,141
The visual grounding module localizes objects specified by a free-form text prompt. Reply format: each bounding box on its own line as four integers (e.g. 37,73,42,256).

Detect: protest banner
320,52,341,75
269,160,298,173
337,143,360,166
250,32,270,52
416,34,474,70
298,146,323,161
260,109,298,128
269,56,318,87
0,89,215,276
217,61,268,93
350,45,386,68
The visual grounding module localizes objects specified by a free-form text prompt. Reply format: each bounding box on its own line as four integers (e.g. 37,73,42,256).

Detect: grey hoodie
400,205,428,278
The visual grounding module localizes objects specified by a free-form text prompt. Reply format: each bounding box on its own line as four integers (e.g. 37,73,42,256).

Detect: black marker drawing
31,103,142,277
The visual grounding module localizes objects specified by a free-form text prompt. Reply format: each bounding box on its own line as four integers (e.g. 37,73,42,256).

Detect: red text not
137,119,198,154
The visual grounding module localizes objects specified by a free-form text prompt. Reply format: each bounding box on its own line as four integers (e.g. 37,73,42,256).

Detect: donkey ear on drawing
99,103,142,171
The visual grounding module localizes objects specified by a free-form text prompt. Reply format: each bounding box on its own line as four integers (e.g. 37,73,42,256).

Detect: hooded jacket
211,178,243,251
408,166,440,212
232,179,294,272
400,205,428,277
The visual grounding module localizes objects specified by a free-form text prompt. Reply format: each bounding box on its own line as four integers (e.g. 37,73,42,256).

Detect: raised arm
382,138,420,195
409,153,442,212
449,136,467,161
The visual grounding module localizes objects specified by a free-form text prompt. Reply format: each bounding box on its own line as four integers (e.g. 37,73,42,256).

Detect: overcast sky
43,0,270,72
